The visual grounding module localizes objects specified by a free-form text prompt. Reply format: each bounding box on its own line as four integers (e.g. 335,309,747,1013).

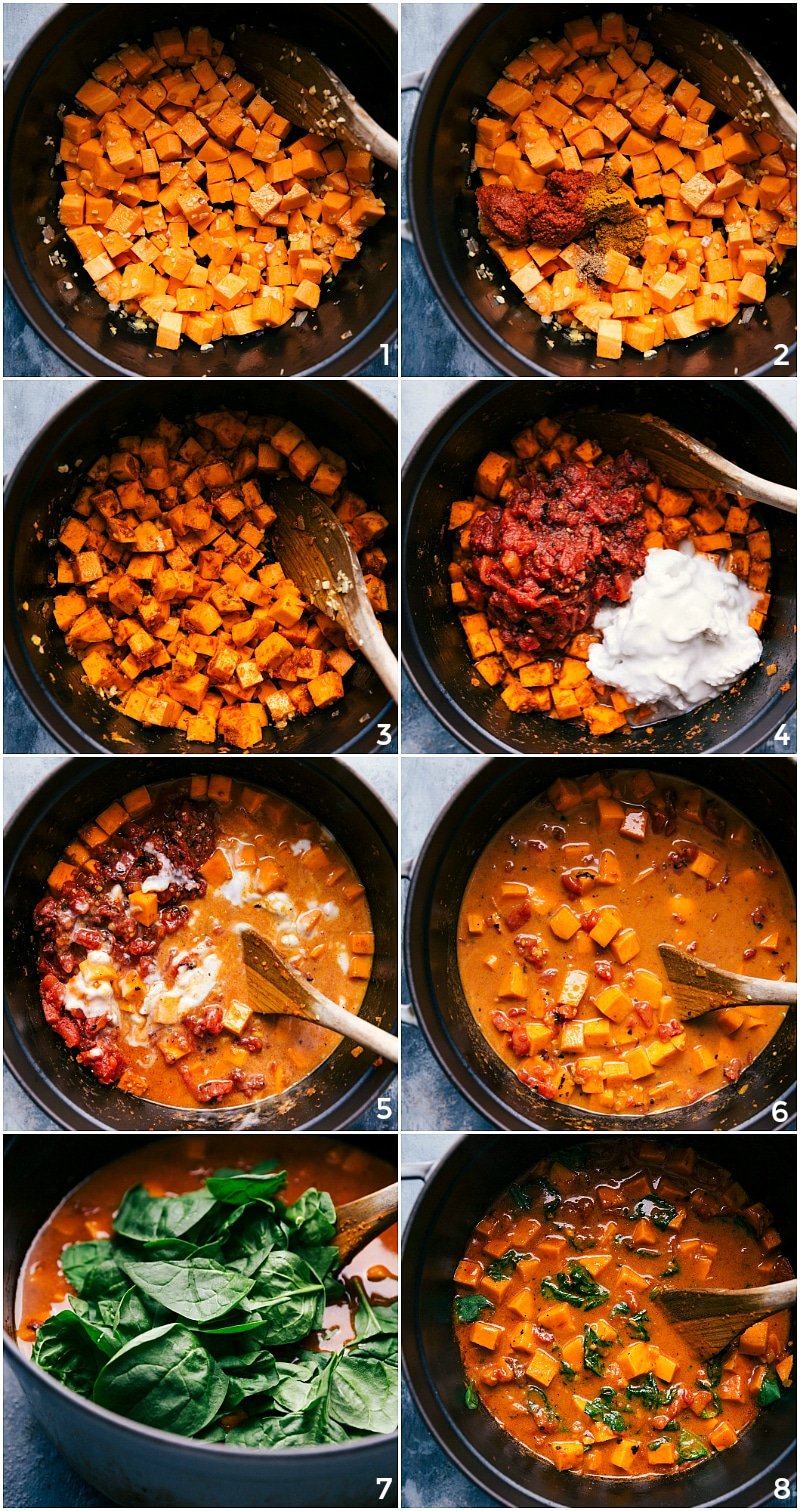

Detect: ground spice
476,165,646,259
595,216,647,257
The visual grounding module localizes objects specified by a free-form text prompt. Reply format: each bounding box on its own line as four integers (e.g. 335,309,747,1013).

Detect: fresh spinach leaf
455,1294,494,1324
114,1185,217,1243
329,1351,397,1434
206,1170,287,1207
60,1241,128,1301
67,1296,120,1357
93,1324,228,1436
223,1209,287,1276
226,1402,349,1447
352,1280,397,1341
116,1248,254,1324
285,1189,336,1247
237,1251,325,1344
32,1311,104,1397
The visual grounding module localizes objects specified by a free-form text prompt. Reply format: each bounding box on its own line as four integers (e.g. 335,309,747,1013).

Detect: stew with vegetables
472,12,796,359
50,407,389,747
56,27,385,351
34,776,373,1108
457,769,795,1114
448,415,773,739
18,1136,398,1446
454,1141,793,1477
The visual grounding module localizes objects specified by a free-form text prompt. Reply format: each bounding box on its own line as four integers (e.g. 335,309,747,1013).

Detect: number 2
772,344,790,367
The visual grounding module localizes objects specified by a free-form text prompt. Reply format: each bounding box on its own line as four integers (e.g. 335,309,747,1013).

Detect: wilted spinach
30,1165,397,1451
540,1261,609,1311
454,1294,494,1324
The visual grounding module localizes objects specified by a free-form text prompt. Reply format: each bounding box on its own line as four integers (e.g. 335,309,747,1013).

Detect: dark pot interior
402,1133,796,1508
4,378,397,754
4,3,397,377
404,755,797,1131
401,379,796,754
4,1132,397,1508
407,2,797,377
4,756,397,1130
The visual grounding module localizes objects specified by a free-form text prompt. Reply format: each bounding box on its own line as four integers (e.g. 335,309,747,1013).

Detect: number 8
773,1476,792,1500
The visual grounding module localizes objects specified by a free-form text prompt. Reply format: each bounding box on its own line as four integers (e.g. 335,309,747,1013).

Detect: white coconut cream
588,544,762,714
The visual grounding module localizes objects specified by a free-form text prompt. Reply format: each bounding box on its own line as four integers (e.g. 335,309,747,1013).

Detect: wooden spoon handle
303,994,399,1063
357,622,400,705
334,1182,398,1267
347,103,398,171
661,1280,798,1321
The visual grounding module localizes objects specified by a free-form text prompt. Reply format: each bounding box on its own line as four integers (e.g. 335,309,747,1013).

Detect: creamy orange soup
457,769,795,1115
34,776,374,1108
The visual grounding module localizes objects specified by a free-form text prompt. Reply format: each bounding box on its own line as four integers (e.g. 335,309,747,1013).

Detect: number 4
376,1478,394,1501
774,724,791,747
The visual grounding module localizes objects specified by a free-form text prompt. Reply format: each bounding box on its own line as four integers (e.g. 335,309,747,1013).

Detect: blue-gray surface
3,752,398,1133
3,376,398,753
400,377,798,755
401,757,491,1134
400,3,486,378
4,3,397,378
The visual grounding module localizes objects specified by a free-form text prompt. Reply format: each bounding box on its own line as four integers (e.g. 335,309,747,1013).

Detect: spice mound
466,451,651,654
477,167,645,257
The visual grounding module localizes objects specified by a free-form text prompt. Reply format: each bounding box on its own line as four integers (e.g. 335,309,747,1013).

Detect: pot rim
3,3,397,378
4,378,398,754
400,378,797,754
406,3,797,379
4,754,398,1132
403,755,797,1132
401,1132,797,1508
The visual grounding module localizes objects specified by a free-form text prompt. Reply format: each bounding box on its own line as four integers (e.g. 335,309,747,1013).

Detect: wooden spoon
658,944,796,1021
648,8,797,149
240,925,399,1064
654,1279,797,1358
231,27,398,171
564,411,797,515
268,476,399,706
334,1181,398,1267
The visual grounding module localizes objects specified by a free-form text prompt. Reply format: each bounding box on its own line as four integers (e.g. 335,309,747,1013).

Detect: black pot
403,755,797,1131
4,378,397,754
402,1132,796,1508
4,756,397,1130
406,3,797,377
4,3,397,377
402,379,796,753
4,1132,397,1507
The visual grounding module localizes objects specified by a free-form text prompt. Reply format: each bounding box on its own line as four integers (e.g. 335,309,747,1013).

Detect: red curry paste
477,171,593,248
466,452,651,654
